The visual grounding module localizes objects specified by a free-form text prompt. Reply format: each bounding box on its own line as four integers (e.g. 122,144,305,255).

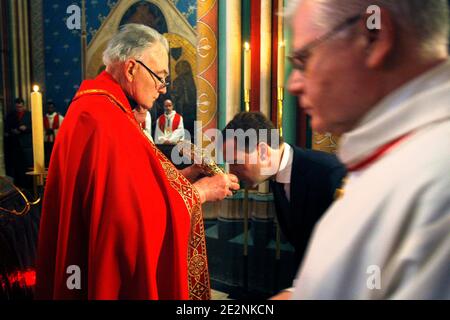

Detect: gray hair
103,24,169,66
284,0,449,56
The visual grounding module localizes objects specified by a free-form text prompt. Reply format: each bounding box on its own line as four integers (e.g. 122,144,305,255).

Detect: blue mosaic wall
42,0,197,114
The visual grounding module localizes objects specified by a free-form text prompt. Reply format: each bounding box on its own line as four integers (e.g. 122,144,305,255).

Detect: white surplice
292,61,450,300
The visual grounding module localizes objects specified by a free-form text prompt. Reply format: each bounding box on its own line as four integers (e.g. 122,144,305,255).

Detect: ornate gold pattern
161,162,179,181
312,132,340,154
197,0,218,143
197,21,217,74
198,0,216,20
176,141,224,176
189,255,207,277
0,177,41,216
197,77,218,129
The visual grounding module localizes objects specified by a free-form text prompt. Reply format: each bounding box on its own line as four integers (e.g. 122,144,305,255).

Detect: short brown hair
222,112,284,152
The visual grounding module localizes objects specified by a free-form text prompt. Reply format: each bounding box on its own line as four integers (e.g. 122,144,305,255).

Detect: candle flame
244,42,250,50
33,85,39,92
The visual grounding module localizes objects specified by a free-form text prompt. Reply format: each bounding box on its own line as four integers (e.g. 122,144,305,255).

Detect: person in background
44,101,64,165
154,99,185,145
4,98,32,189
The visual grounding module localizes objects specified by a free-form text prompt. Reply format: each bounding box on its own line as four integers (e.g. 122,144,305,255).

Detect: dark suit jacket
4,111,33,188
5,110,33,149
270,145,346,269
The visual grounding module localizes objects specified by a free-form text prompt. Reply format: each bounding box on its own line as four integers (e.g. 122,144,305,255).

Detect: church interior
1,0,449,301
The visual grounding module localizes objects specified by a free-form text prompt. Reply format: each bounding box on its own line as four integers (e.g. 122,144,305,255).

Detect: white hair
102,24,169,66
284,0,449,56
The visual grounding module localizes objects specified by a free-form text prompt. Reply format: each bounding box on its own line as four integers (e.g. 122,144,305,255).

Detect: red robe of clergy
36,71,210,300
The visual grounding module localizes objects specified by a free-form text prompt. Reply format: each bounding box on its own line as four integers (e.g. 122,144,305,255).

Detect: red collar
347,133,412,172
76,71,132,113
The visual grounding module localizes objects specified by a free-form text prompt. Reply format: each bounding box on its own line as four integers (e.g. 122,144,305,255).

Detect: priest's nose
288,69,305,96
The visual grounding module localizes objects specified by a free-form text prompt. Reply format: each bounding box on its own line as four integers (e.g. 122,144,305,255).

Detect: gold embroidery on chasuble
153,149,211,300
74,90,211,300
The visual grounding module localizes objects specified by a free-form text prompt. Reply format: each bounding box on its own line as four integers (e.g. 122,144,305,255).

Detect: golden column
224,0,242,123
257,0,273,199
259,0,272,117
10,0,31,105
275,0,285,261
197,0,220,220
243,42,251,112
242,42,251,257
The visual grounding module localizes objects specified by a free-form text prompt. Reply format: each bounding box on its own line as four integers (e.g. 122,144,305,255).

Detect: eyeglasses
135,60,170,89
288,14,363,73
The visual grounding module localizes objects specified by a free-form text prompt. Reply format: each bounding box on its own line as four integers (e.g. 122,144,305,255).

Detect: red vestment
43,114,61,130
36,71,210,300
157,113,181,132
44,113,62,143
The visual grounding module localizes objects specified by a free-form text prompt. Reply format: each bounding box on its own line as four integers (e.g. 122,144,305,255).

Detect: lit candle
244,42,251,92
31,85,45,173
277,41,285,88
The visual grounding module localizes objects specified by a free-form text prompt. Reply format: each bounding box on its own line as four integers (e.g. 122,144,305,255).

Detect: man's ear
124,59,137,82
258,142,271,163
363,8,396,69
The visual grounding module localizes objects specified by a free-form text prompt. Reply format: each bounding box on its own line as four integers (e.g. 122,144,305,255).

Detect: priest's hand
193,173,240,204
180,164,208,183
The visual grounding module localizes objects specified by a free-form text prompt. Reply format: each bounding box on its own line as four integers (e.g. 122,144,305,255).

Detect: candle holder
243,187,249,256
243,186,250,294
277,86,284,101
244,89,251,112
26,170,48,199
243,42,251,113
242,93,251,256
276,86,284,260
242,43,251,274
277,87,284,138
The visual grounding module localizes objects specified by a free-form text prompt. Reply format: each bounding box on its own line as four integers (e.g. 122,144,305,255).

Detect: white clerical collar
165,111,176,118
275,143,293,184
339,60,450,166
